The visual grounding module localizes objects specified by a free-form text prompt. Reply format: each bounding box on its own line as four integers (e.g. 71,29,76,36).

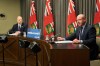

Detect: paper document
55,41,73,44
8,34,16,36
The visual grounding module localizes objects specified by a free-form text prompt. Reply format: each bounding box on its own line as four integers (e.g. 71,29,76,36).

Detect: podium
0,36,90,66
0,36,51,66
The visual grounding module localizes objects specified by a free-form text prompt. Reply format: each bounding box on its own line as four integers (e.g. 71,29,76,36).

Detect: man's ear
83,18,86,22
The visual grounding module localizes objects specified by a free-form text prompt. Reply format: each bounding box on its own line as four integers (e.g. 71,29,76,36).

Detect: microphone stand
2,43,5,66
30,43,41,66
36,52,38,66
0,36,8,66
19,39,30,66
24,46,27,66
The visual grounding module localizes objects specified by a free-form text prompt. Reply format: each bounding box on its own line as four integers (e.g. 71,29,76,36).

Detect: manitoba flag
94,0,100,36
43,0,54,39
29,0,37,29
66,0,77,36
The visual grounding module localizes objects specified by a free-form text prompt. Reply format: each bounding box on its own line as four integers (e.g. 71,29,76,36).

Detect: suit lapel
81,24,88,39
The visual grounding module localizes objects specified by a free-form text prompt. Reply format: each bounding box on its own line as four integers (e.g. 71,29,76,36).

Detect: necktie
18,25,21,31
79,27,83,40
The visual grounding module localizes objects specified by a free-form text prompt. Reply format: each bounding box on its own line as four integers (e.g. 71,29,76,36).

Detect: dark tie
79,27,83,40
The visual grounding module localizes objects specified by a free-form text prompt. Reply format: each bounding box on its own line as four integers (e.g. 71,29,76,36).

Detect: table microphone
49,33,60,40
49,33,60,44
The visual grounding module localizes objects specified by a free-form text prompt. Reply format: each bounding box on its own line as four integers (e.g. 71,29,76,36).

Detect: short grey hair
77,14,86,19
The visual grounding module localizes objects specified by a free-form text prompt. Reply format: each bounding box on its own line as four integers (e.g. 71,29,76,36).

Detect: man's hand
14,31,21,36
72,39,81,44
57,37,65,41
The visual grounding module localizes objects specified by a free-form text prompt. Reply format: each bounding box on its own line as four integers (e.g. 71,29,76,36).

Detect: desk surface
50,42,89,49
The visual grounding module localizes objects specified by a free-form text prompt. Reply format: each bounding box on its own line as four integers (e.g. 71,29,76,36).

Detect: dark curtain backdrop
20,0,96,37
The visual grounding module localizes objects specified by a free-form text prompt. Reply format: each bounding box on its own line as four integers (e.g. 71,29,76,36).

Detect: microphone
28,41,37,49
45,33,60,44
28,41,41,53
19,39,30,48
49,33,60,41
48,33,61,45
0,35,8,43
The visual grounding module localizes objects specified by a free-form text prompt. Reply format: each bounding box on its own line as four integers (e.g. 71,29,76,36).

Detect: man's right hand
14,31,21,36
57,37,65,41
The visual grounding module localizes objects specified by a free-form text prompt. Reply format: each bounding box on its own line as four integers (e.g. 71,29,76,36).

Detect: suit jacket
66,24,99,60
9,23,27,34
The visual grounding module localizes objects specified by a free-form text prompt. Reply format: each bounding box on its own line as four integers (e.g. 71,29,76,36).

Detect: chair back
96,37,100,52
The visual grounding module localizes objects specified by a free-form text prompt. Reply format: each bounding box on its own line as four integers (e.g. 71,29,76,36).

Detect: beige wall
0,0,20,34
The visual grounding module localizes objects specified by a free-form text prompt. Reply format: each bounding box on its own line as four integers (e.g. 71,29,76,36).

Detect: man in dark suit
9,16,27,36
57,14,99,60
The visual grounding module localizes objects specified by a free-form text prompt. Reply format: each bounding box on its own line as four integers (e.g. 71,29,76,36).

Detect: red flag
29,0,37,29
43,0,54,39
66,0,77,36
94,0,100,36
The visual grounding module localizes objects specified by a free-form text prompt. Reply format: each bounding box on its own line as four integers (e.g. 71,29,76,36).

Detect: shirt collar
81,23,86,29
18,24,21,27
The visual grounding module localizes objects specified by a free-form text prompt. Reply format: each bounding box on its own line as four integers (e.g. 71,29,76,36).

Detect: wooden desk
0,36,50,66
0,36,90,66
50,43,90,66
